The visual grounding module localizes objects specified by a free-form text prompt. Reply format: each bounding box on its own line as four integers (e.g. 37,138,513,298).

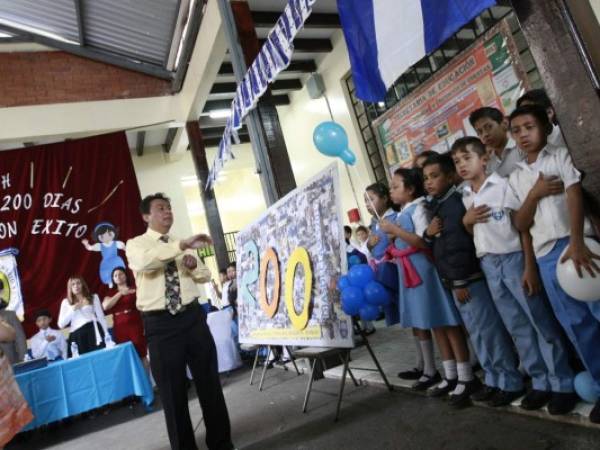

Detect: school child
505,104,600,423
344,225,368,265
30,309,68,361
422,153,525,407
516,89,566,148
468,107,524,177
365,183,427,374
379,168,473,404
452,136,576,414
355,225,370,258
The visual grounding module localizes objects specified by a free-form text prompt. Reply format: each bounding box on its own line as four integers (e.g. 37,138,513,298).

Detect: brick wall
0,51,172,107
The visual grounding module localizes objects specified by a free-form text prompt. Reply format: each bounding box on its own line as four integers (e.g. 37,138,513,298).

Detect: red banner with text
0,132,145,335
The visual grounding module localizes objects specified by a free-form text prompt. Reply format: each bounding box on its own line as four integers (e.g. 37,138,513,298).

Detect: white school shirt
462,173,522,258
30,328,67,360
549,125,566,148
486,141,525,178
57,294,110,345
398,197,429,237
504,144,595,257
219,280,231,309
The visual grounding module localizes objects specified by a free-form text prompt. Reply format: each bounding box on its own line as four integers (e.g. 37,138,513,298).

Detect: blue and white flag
337,0,496,102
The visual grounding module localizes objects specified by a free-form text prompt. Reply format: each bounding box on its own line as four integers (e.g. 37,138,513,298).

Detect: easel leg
259,345,272,392
335,350,350,422
285,346,302,375
339,353,359,387
302,357,318,413
249,347,261,385
361,331,393,391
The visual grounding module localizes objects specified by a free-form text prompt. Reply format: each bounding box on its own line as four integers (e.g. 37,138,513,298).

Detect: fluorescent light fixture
208,109,232,119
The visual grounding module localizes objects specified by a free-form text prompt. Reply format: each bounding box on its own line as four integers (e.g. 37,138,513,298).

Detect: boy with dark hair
452,136,576,414
422,152,524,407
468,107,524,177
516,89,566,147
30,309,68,361
506,104,600,423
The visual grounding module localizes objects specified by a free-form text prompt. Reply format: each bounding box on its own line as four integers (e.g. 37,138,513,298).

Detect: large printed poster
236,164,353,348
373,20,530,175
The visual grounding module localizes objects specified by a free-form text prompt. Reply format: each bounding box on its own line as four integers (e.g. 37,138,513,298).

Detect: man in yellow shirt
126,193,233,450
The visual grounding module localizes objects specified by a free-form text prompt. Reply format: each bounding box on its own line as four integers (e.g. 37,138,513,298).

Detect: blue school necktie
159,235,183,315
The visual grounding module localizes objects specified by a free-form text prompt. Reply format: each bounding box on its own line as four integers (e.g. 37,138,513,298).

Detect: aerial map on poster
373,20,530,174
236,164,353,348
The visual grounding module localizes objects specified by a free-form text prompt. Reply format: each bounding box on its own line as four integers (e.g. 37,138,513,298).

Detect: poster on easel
373,20,531,178
236,164,353,348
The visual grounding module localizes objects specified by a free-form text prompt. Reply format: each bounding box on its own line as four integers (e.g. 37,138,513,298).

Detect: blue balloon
364,281,392,306
337,275,350,291
574,371,600,403
359,304,380,322
347,264,375,288
348,255,362,267
341,286,365,316
313,121,357,166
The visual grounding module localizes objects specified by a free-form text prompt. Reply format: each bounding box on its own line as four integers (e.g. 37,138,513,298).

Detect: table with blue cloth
15,342,154,431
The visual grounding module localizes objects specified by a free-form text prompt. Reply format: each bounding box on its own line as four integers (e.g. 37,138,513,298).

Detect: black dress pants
143,303,232,450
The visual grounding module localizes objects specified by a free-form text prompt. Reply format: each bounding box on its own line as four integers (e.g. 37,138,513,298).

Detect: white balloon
556,238,600,302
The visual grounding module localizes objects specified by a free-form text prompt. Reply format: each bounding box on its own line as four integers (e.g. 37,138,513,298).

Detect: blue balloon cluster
337,264,393,321
313,121,357,165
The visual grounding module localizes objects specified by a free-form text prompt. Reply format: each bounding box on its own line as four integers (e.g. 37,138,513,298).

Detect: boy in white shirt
516,89,566,148
505,104,600,423
30,309,67,361
453,136,575,414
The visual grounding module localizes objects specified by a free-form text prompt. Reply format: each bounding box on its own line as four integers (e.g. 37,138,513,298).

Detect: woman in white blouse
58,276,110,357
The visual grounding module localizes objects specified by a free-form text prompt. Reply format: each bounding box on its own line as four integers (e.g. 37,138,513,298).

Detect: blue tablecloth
15,342,154,431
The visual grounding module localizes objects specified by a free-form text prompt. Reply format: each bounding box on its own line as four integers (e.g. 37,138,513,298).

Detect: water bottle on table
70,342,79,359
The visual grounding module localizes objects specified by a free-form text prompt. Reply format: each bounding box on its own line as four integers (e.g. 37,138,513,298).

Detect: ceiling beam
204,95,290,111
136,131,146,156
171,0,207,92
210,78,302,95
251,11,340,29
73,0,86,46
258,38,332,53
0,24,173,80
218,60,316,75
162,127,179,153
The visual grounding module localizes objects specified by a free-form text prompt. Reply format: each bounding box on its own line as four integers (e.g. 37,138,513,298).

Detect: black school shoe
412,372,442,391
471,385,499,402
398,368,423,380
488,389,526,407
448,378,483,408
429,379,458,398
547,392,579,415
520,390,552,411
590,400,600,423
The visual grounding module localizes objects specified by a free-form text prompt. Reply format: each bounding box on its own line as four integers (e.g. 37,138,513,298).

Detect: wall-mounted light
208,109,232,119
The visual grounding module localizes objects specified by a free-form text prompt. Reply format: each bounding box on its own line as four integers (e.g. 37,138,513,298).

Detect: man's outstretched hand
180,234,213,251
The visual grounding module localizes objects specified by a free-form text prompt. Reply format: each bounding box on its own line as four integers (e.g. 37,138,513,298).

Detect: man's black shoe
547,392,579,415
488,389,525,407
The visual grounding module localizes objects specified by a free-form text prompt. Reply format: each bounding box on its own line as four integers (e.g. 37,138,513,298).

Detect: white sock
436,379,449,389
457,361,474,382
420,339,436,377
452,383,466,396
442,359,457,381
467,338,479,367
414,335,424,371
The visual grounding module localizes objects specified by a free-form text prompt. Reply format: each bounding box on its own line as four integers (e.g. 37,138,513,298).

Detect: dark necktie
159,235,183,315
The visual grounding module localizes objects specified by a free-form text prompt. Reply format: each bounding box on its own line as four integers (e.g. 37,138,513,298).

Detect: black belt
141,301,198,318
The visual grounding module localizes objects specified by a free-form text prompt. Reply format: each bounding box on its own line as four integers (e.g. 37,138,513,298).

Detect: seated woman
102,267,147,359
58,275,111,357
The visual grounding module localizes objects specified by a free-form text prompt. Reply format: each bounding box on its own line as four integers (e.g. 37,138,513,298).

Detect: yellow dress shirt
125,228,212,312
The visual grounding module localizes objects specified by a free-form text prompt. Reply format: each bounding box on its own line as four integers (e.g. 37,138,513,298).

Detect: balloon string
322,93,381,222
